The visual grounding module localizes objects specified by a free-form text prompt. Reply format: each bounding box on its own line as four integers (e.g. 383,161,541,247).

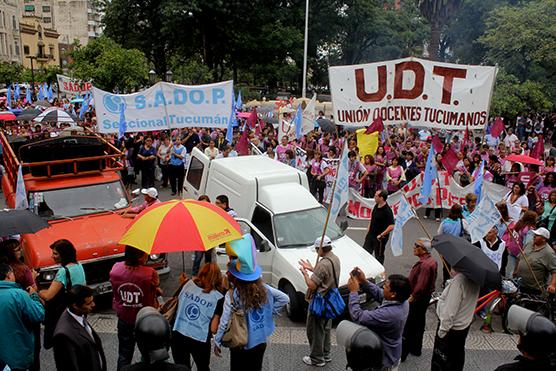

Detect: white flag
390,197,416,256
15,165,29,209
466,192,501,243
330,141,349,221
277,119,296,141
302,94,317,135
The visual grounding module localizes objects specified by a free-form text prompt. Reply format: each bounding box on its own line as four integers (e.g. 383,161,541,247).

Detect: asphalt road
1,181,521,370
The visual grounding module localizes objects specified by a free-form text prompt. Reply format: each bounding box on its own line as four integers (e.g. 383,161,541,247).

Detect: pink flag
247,108,258,129
432,135,444,153
490,117,505,138
235,129,250,155
442,148,459,173
530,135,544,159
365,116,384,134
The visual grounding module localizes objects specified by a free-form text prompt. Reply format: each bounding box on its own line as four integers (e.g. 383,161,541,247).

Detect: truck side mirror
340,221,348,232
259,240,271,252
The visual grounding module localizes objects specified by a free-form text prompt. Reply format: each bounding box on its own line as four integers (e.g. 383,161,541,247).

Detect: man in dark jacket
53,285,106,371
348,270,411,370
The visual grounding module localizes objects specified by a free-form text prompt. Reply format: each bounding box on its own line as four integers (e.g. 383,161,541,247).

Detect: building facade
20,0,60,69
0,0,23,64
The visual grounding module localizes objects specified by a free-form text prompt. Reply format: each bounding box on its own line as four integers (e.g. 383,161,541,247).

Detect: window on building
38,45,44,56
15,42,19,55
12,16,16,30
49,46,54,56
43,6,51,13
24,5,35,12
43,17,51,24
24,45,30,55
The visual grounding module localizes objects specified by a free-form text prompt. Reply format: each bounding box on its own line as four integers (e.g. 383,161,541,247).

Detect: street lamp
165,70,173,83
148,69,156,85
26,56,37,101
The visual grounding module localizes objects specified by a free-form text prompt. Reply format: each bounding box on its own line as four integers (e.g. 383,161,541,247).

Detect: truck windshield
29,181,129,219
273,207,344,248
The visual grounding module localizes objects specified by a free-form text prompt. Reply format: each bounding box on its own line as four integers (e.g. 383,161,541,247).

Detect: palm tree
418,0,462,60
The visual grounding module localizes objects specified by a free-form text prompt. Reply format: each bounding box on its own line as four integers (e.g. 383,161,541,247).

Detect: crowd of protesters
1,91,556,370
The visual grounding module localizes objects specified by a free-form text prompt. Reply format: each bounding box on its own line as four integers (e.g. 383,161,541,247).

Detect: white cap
532,227,550,240
141,187,158,199
314,236,332,249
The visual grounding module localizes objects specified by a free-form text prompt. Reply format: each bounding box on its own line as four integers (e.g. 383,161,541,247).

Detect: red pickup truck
0,131,169,293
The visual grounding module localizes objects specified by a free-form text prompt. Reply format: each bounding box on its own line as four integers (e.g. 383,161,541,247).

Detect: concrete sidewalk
38,313,519,370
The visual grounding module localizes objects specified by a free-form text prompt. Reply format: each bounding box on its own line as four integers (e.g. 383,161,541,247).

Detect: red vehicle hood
22,213,132,268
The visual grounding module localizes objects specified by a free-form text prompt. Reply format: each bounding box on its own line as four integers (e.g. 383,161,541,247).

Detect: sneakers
302,356,325,367
324,356,332,363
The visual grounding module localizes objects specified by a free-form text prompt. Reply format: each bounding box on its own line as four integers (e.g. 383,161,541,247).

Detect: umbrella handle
182,251,186,273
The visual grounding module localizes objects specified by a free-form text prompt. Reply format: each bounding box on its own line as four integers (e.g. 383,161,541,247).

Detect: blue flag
118,103,127,139
294,105,303,140
226,109,236,144
474,159,485,203
47,84,53,101
418,145,437,204
390,196,416,256
6,85,12,108
37,84,45,101
14,83,20,100
330,141,350,220
235,90,242,109
25,86,31,103
79,95,89,120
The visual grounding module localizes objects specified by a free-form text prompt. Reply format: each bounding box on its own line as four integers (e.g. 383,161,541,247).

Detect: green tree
418,0,462,60
0,62,23,84
21,66,62,85
490,70,552,117
69,36,149,92
480,0,556,106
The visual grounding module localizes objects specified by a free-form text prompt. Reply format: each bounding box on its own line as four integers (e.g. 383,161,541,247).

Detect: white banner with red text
56,74,92,95
346,171,509,220
329,57,497,130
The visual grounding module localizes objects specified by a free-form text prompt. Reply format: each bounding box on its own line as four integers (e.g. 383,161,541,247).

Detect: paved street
33,186,520,370
0,185,519,370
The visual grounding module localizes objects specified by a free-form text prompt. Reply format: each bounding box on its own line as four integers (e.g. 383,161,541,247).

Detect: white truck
184,148,385,320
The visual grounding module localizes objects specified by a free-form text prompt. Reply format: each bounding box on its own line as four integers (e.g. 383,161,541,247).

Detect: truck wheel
282,282,306,322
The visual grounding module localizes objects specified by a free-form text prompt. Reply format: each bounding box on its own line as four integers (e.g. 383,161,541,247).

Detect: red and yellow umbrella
119,199,242,254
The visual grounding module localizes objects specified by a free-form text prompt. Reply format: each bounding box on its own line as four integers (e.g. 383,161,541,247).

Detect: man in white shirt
431,270,480,371
503,128,519,149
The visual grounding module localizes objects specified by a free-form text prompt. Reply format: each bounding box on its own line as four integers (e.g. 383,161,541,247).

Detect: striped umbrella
33,108,77,123
0,111,17,121
119,199,242,254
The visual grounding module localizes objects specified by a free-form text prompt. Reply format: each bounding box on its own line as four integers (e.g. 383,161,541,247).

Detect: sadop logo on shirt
185,303,201,320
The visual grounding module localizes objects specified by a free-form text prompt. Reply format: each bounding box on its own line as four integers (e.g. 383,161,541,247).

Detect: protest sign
329,57,497,130
57,74,92,95
330,142,349,221
466,193,502,243
92,81,233,134
347,171,509,220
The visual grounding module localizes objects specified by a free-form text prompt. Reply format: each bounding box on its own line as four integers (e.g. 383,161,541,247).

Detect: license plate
359,293,367,304
94,282,112,295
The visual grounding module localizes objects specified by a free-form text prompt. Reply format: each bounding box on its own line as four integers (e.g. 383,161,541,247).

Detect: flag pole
315,134,346,266
301,0,309,98
401,192,451,275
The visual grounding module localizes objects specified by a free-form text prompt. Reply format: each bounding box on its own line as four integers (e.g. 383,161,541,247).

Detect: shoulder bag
43,266,72,349
308,257,346,320
221,289,248,348
159,279,188,325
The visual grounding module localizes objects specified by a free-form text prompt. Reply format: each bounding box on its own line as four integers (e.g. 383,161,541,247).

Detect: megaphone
336,320,384,371
507,305,556,358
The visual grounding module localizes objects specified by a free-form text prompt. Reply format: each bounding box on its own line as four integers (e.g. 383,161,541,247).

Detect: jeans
192,250,213,276
160,163,170,187
171,331,211,371
425,208,442,219
306,312,332,363
431,326,470,371
141,165,155,188
117,319,136,371
401,295,430,361
230,343,267,371
311,179,326,204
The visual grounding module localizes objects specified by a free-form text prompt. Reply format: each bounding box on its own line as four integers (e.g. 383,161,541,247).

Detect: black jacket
52,310,107,371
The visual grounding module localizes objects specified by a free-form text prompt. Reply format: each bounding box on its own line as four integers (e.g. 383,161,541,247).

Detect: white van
184,148,385,320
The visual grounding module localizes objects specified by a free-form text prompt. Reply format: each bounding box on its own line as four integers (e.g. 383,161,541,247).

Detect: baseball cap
532,227,550,240
141,187,158,198
314,236,332,250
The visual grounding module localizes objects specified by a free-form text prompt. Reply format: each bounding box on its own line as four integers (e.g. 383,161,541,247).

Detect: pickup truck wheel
282,283,306,322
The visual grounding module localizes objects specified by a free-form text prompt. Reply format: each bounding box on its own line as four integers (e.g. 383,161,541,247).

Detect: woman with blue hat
214,235,289,371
